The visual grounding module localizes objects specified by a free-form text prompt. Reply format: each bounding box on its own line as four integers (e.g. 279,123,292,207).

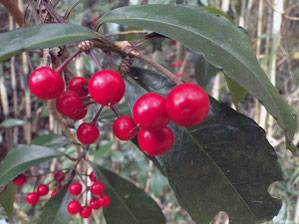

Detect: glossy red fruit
26,192,39,205
88,70,125,106
37,184,49,196
80,206,92,218
77,123,99,144
90,198,101,210
165,83,210,127
90,182,105,195
67,200,81,215
133,93,169,131
54,171,65,182
69,107,87,120
138,126,174,156
113,115,137,140
98,194,110,207
89,171,97,182
69,182,82,195
13,174,26,186
56,91,84,117
68,77,89,97
29,66,64,100
51,189,58,197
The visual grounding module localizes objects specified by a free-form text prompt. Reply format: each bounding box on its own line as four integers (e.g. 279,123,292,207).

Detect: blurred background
0,0,298,223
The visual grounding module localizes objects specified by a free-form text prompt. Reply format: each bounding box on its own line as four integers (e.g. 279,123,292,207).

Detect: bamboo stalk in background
0,65,9,117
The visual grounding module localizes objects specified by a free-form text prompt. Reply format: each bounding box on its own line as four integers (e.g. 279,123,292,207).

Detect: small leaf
99,4,296,143
125,67,282,224
38,183,72,224
0,182,16,221
0,119,24,128
0,24,104,62
225,75,247,109
0,145,62,186
93,164,166,224
32,133,68,148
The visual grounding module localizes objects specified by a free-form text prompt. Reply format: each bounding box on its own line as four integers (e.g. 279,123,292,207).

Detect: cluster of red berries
29,65,209,155
13,170,68,205
67,171,110,218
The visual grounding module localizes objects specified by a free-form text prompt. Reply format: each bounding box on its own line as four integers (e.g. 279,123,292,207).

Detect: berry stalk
91,105,104,125
110,105,121,118
89,49,102,71
55,49,82,74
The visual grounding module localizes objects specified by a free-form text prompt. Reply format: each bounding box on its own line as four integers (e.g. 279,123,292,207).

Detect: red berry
67,200,81,215
54,171,65,182
165,83,210,127
56,91,84,117
169,60,182,67
29,66,64,100
69,107,87,120
51,189,58,197
13,174,26,186
90,198,101,210
37,184,49,196
68,77,89,97
113,115,137,140
89,171,97,182
138,126,174,156
133,93,169,131
98,194,110,207
26,192,39,205
90,182,105,195
80,206,92,218
69,182,82,195
77,123,99,144
88,70,125,106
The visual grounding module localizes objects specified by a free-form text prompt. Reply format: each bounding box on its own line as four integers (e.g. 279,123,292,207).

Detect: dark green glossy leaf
93,164,166,224
0,119,24,128
125,67,282,224
99,4,296,142
38,183,72,224
0,24,103,62
0,182,16,221
32,133,68,148
0,145,61,186
225,75,247,109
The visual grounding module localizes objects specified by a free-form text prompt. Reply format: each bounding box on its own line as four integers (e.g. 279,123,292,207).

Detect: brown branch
41,1,66,23
0,0,27,26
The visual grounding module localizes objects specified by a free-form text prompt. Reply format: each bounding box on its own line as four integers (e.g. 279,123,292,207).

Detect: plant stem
55,49,82,74
89,49,102,71
110,105,121,118
91,105,104,125
41,1,66,23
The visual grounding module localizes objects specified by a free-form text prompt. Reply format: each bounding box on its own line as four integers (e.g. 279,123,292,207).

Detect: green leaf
225,75,247,109
93,164,166,224
38,183,72,224
125,67,283,224
0,182,16,221
0,119,24,128
0,24,102,62
99,4,296,142
0,145,62,186
93,142,114,160
32,133,68,148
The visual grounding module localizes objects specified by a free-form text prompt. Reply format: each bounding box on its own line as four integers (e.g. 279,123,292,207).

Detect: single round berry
68,77,89,97
56,91,84,117
90,198,101,210
89,171,97,182
69,182,82,195
37,184,49,196
67,200,81,215
133,93,169,131
88,70,125,106
90,182,105,195
113,115,137,140
13,173,26,186
26,192,39,205
54,171,65,182
29,66,64,100
77,123,99,144
70,107,87,120
98,194,110,207
80,206,92,218
138,126,174,156
51,189,58,197
165,83,210,127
